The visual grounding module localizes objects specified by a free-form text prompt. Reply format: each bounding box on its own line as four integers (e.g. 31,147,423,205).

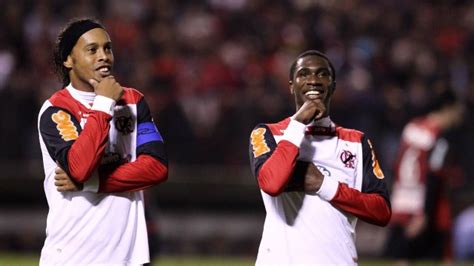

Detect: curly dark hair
52,18,104,87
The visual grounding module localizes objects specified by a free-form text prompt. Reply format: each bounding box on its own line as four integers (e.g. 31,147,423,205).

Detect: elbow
155,167,168,184
380,206,392,226
258,176,284,196
69,168,91,184
261,186,283,197
372,204,392,227
149,162,168,185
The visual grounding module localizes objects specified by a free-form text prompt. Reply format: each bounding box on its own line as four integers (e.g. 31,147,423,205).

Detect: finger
55,167,63,174
54,174,67,180
55,180,66,186
89,79,99,89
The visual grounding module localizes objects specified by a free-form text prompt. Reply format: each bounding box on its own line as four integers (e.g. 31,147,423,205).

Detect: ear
63,55,73,69
329,81,336,95
289,80,294,94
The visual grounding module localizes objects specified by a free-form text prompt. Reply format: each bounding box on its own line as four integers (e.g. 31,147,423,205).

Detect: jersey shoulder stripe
120,87,144,105
48,89,83,121
335,126,364,143
266,117,291,136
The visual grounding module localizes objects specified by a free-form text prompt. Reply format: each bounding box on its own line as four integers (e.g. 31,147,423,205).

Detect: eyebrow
296,66,329,73
84,41,112,47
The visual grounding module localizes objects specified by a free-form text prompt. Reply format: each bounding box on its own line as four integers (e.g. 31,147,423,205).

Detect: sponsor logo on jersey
251,128,270,157
51,110,79,141
367,139,384,179
340,150,356,169
316,165,331,176
115,116,134,135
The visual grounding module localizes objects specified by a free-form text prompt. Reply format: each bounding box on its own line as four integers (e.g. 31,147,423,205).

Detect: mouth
96,65,112,77
304,88,324,100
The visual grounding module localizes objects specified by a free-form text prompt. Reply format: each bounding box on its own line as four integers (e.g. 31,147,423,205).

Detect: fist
89,76,123,101
54,165,83,192
294,100,326,124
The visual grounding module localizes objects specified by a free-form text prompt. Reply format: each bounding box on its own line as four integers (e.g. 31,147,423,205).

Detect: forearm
98,154,168,193
64,111,111,183
330,183,391,226
257,141,299,196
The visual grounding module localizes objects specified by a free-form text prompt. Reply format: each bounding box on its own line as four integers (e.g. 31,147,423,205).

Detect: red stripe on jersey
266,118,291,136
117,87,143,105
335,127,363,143
49,89,85,121
331,183,391,226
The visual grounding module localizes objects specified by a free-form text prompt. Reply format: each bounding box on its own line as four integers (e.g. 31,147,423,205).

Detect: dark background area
0,0,473,259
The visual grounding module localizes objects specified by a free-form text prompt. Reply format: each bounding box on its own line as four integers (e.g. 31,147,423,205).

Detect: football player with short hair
249,50,391,265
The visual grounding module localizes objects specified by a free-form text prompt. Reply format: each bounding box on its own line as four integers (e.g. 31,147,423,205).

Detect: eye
297,69,310,78
87,47,97,53
318,70,330,78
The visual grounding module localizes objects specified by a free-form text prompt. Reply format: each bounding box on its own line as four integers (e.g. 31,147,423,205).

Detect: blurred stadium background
0,0,473,264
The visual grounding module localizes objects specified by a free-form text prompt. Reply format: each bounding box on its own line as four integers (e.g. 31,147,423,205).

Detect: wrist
91,95,116,116
282,118,306,148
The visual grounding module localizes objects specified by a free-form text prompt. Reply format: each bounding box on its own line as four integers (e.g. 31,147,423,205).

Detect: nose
97,48,108,62
306,73,320,85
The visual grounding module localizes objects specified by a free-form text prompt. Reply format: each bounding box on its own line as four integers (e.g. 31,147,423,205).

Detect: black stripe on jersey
361,135,391,206
39,106,82,176
248,124,278,178
136,97,168,165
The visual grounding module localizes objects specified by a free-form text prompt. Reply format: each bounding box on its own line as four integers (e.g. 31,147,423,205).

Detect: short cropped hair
289,50,336,82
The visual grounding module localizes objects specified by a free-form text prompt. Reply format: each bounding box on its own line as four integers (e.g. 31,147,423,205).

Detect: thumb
88,79,99,89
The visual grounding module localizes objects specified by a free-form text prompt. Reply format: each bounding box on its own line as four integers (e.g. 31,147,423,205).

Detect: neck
70,75,94,92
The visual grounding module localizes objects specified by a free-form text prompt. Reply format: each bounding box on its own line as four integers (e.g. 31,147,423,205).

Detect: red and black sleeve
98,97,168,193
330,136,392,226
39,106,111,183
249,124,299,196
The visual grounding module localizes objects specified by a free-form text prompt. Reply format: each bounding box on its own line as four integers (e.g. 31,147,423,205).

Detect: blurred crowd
0,0,473,166
1,0,474,259
1,0,473,184
0,0,473,164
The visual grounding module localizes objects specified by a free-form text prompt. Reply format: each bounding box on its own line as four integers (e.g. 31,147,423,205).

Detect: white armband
316,176,339,201
91,95,116,116
281,119,306,148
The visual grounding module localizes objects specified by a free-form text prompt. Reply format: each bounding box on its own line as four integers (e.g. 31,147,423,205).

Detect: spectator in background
248,50,391,265
385,87,465,265
37,18,168,264
453,205,474,261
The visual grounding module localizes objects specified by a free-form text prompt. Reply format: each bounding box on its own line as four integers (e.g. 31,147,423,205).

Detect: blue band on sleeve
137,122,163,146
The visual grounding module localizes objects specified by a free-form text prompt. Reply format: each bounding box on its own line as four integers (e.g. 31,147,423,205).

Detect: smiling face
63,28,114,92
289,55,335,114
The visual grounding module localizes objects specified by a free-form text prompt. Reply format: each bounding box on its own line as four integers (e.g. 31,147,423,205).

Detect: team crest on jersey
115,116,134,135
367,139,384,179
51,110,79,141
251,128,270,157
340,150,356,169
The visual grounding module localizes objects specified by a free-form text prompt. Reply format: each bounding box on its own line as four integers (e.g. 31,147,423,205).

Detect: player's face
64,28,114,91
290,55,335,113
